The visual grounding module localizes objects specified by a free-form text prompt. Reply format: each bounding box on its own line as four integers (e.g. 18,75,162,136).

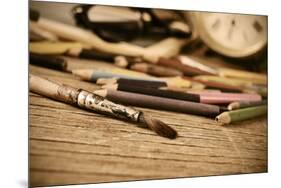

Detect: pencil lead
139,113,177,139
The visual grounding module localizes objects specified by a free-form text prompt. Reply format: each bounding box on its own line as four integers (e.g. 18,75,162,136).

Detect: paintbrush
29,74,177,139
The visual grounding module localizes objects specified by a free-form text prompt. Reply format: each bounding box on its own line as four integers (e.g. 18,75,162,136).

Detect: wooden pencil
218,67,267,84
30,41,115,62
128,62,183,77
72,69,154,82
29,21,58,42
103,83,261,104
215,105,267,125
31,42,183,77
184,76,244,93
94,89,222,117
96,78,168,88
102,83,200,102
30,41,86,55
72,69,191,88
29,74,177,139
157,55,218,76
198,92,262,104
227,100,267,110
114,55,183,77
193,75,266,87
30,53,68,72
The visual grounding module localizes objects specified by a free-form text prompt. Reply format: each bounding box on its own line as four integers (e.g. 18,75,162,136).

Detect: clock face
192,12,267,57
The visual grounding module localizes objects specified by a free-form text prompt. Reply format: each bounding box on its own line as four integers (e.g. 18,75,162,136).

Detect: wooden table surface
29,57,267,187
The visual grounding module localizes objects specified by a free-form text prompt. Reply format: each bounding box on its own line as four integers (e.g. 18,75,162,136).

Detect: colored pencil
30,41,184,77
126,62,183,77
193,75,266,87
198,92,262,104
30,41,115,62
30,41,87,55
157,55,218,76
103,83,261,104
184,76,244,93
72,69,153,81
30,53,68,72
227,100,267,110
215,105,267,125
29,21,58,42
94,89,222,117
72,69,191,88
29,74,177,139
96,77,168,88
114,55,184,77
102,83,200,102
218,67,267,85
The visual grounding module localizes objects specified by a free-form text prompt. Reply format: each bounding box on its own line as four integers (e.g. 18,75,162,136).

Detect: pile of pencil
29,9,268,139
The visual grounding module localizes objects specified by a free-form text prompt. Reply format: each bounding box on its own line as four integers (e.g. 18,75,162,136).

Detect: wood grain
29,57,267,187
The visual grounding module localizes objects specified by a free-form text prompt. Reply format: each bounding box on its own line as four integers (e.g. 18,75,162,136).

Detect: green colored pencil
215,105,267,125
227,100,267,110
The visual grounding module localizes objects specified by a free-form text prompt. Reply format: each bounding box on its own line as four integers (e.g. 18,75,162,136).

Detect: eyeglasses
72,5,191,42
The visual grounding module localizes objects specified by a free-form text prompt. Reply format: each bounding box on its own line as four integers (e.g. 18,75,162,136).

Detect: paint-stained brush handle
29,74,140,121
29,74,80,105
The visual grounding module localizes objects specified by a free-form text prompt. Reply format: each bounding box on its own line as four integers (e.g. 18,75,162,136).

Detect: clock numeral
253,20,263,33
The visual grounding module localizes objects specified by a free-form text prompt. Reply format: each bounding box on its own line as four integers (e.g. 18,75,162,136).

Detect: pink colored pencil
198,92,262,104
187,90,222,95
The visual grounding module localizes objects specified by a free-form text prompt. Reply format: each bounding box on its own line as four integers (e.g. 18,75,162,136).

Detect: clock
188,12,267,58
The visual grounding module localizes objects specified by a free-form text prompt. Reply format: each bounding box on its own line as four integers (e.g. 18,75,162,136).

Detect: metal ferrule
77,90,141,122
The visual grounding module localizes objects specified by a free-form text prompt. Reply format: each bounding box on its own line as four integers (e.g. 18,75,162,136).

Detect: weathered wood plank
29,59,267,187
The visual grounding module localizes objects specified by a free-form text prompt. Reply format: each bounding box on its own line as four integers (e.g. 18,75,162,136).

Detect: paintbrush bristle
139,113,177,139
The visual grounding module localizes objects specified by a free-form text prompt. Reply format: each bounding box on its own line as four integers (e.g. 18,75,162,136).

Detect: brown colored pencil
94,89,222,117
129,62,183,77
30,53,69,72
184,76,244,93
157,55,218,76
102,83,200,102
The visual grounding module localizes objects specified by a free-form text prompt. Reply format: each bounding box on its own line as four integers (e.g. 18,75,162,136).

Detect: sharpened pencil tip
139,113,177,139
